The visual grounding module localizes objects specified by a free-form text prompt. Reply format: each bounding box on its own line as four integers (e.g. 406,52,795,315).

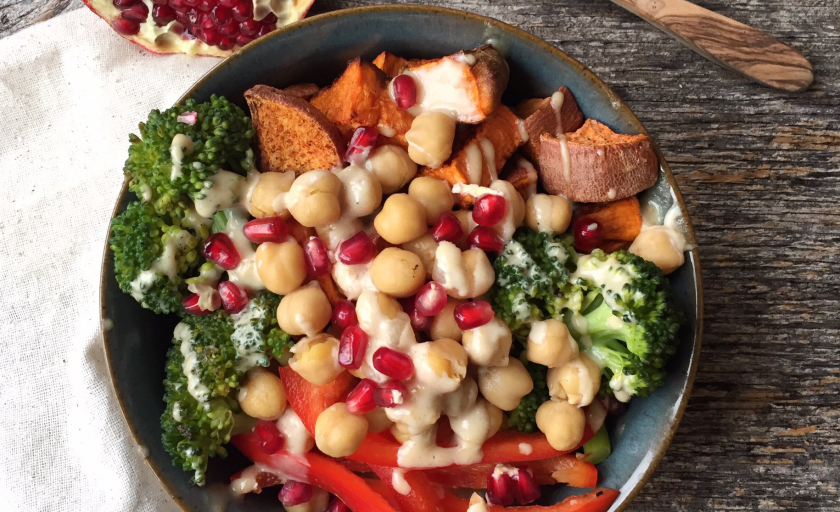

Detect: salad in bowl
108,42,689,512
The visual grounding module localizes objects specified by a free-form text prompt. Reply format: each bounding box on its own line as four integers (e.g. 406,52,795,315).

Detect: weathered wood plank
3,0,838,510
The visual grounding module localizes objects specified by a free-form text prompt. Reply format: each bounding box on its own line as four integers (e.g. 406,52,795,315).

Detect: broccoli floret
160,295,293,485
109,201,202,314
569,250,684,368
125,96,254,217
490,228,575,340
505,359,550,433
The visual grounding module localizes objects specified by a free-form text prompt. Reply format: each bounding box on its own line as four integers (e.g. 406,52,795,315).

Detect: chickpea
237,367,287,421
408,177,455,225
256,239,307,295
441,376,478,417
629,227,685,275
402,233,438,279
489,180,526,242
462,317,512,367
525,194,572,234
449,398,500,445
369,248,426,298
317,217,363,251
286,170,342,227
373,193,428,244
285,488,330,512
454,209,477,250
390,422,413,444
289,333,343,385
411,338,468,392
249,171,295,218
405,112,457,168
315,402,369,457
526,319,579,368
432,242,495,300
365,407,393,434
366,145,418,194
276,283,332,336
478,358,534,411
535,399,586,451
430,298,464,342
547,353,601,407
336,165,383,218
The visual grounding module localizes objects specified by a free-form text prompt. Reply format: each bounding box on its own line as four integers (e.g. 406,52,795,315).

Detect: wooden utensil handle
609,0,813,91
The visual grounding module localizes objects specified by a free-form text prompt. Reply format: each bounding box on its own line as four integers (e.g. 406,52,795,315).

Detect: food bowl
99,5,702,511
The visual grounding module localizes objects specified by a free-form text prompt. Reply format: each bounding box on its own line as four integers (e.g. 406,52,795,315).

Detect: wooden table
2,0,837,510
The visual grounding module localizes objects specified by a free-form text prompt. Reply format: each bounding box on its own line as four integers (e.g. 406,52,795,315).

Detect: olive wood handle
609,0,813,92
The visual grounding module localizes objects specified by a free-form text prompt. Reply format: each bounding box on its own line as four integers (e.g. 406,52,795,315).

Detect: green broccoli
124,95,254,217
109,201,202,314
505,359,550,433
160,293,293,485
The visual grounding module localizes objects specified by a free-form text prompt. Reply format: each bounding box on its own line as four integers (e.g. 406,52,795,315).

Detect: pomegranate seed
186,8,199,24
176,111,197,125
197,0,213,11
372,347,414,380
239,19,258,35
373,380,408,408
231,0,251,21
112,17,140,35
170,21,185,34
337,231,376,265
261,12,278,24
454,301,494,330
409,307,433,331
256,23,275,37
113,0,137,8
184,0,198,6
573,217,604,253
472,194,508,226
151,0,168,5
392,75,417,109
431,212,464,243
122,2,149,21
253,420,285,454
182,293,212,315
345,126,378,165
211,5,232,25
243,216,288,244
325,497,350,512
345,379,378,414
218,36,235,50
152,4,176,25
202,28,221,45
169,0,186,8
198,13,214,30
220,23,238,36
303,237,332,277
468,226,504,252
414,281,447,316
515,467,541,504
339,325,369,370
202,233,240,270
219,0,237,6
236,33,254,47
280,480,313,507
487,467,516,506
218,281,249,314
331,300,358,330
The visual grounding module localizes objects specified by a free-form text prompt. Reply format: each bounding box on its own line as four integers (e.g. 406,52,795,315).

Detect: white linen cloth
0,8,219,511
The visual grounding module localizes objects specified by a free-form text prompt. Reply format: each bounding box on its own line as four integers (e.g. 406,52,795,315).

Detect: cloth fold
0,8,217,511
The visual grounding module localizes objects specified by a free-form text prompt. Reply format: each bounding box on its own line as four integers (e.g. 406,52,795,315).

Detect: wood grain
609,0,813,91
3,1,839,511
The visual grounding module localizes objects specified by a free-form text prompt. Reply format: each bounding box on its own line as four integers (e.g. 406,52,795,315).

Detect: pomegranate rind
82,0,314,57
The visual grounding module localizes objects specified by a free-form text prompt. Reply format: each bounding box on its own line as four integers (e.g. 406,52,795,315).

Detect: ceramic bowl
100,5,702,511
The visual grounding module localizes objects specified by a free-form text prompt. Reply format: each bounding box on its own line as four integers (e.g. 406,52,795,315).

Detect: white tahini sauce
169,133,194,181
519,442,533,455
195,169,246,218
391,469,412,496
406,55,482,122
175,322,211,404
221,208,265,291
276,408,314,455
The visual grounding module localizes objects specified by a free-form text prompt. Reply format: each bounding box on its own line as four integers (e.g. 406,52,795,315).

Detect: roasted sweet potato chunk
515,86,584,165
245,85,345,173
499,154,538,199
373,51,408,77
575,196,643,242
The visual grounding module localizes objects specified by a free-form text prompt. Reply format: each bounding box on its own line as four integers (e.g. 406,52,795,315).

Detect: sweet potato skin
539,120,658,203
310,58,414,148
515,86,584,165
283,83,321,100
245,85,344,173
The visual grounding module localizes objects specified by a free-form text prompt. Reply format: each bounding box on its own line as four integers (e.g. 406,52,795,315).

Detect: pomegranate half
83,0,314,57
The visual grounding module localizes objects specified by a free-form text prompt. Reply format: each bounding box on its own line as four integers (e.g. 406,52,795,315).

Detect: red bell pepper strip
348,426,595,468
441,488,619,512
278,366,356,434
422,454,598,489
370,465,444,512
231,433,399,512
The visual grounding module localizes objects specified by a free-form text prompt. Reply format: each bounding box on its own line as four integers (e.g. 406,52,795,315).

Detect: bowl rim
99,5,703,511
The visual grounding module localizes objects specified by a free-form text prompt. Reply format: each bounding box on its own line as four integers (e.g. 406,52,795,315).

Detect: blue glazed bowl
100,5,702,512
